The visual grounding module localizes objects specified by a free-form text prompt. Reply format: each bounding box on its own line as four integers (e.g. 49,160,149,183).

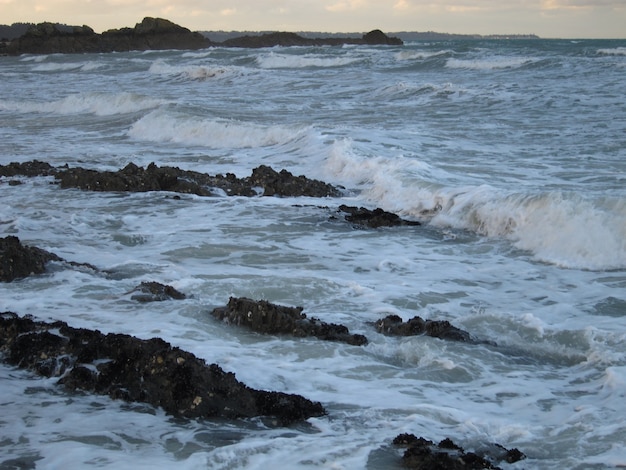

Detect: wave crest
128,109,305,149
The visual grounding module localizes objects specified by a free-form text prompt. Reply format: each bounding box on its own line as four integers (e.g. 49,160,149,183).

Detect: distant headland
0,17,406,55
0,17,541,55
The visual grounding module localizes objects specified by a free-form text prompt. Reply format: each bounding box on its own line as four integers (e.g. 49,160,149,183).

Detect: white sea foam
446,56,533,70
325,139,626,270
0,92,168,116
394,49,451,60
597,47,626,56
256,52,360,68
128,109,305,149
148,59,231,80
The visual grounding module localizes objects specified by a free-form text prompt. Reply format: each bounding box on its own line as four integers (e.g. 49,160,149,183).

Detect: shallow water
1,39,626,468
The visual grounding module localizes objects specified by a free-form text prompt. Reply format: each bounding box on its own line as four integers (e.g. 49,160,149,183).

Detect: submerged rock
211,297,368,346
374,314,475,343
0,312,325,424
392,434,525,469
339,204,421,228
127,281,186,302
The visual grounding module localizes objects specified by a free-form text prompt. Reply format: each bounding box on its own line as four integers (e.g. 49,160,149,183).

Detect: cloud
326,0,366,13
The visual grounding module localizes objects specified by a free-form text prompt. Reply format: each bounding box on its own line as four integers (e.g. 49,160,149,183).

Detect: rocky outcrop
4,19,402,55
374,314,482,344
211,297,368,346
0,236,96,282
0,160,341,197
0,160,56,178
5,17,210,55
248,165,341,197
54,162,341,198
392,434,525,469
126,281,186,302
0,312,325,424
221,30,402,48
339,205,420,228
0,236,62,282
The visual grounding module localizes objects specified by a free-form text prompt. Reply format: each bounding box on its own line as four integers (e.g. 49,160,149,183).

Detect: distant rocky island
0,17,540,55
0,17,402,55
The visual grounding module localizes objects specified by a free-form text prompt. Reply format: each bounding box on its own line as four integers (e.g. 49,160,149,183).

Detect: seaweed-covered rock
211,297,368,346
0,312,325,424
0,236,97,282
0,160,57,178
374,314,475,343
1,160,342,198
127,281,186,302
248,165,341,197
339,205,420,228
0,236,62,282
392,434,525,469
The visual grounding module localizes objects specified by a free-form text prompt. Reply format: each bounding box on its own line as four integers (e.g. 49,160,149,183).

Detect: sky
1,0,625,39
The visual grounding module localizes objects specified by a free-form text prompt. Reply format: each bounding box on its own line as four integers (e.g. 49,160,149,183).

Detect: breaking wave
0,92,168,116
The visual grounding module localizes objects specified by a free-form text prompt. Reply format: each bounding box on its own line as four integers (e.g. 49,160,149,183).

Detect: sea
1,38,625,469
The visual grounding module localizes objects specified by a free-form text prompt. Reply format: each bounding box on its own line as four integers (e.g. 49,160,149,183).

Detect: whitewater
1,38,625,469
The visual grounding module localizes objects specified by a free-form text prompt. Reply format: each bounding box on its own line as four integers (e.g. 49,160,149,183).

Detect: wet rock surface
0,160,56,178
211,297,368,346
127,281,186,302
0,160,341,198
0,312,326,424
374,314,476,343
339,204,421,228
0,236,63,282
392,434,525,469
0,236,96,282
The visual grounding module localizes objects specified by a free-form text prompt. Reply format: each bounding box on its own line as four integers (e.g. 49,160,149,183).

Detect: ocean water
1,39,625,469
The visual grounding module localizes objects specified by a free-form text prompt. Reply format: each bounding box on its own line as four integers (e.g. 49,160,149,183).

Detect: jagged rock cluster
211,297,368,346
392,433,525,469
2,17,402,55
0,313,325,424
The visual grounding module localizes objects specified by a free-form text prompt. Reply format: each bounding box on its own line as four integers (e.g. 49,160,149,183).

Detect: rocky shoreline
1,17,402,55
1,159,525,468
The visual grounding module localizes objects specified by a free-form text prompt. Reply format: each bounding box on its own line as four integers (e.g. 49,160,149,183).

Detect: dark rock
211,297,368,346
221,30,402,48
374,314,474,343
0,160,57,177
1,160,342,198
339,204,421,228
0,236,97,282
392,434,525,469
248,165,341,197
0,236,62,282
5,17,210,55
5,18,401,55
0,312,325,424
127,281,186,302
363,29,403,45
53,162,340,198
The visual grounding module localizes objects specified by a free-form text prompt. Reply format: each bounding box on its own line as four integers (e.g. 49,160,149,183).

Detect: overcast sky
1,0,625,38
